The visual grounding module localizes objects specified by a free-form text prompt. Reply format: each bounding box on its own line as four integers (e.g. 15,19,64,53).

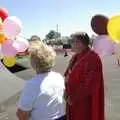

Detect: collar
77,47,90,56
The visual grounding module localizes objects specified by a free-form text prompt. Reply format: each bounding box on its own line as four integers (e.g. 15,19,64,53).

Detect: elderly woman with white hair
16,41,65,120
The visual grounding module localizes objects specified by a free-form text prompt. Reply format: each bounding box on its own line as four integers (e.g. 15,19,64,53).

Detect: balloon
0,32,6,44
107,15,120,43
0,44,3,59
0,17,3,30
91,14,109,35
0,44,1,52
3,16,22,38
13,37,29,52
0,8,8,21
93,35,115,57
0,25,3,31
0,17,2,25
3,56,16,67
1,40,17,56
0,25,3,30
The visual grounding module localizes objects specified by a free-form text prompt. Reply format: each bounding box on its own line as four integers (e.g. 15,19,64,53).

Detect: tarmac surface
0,53,120,120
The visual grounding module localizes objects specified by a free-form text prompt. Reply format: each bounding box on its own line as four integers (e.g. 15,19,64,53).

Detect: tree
54,32,61,39
45,30,61,42
46,30,55,40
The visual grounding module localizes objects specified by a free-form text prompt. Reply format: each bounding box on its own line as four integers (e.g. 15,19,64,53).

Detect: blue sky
1,0,120,39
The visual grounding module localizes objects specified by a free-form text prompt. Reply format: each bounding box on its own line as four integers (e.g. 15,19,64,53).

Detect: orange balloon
0,32,7,44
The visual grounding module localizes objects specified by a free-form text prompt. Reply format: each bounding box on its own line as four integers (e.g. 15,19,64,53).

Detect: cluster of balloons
0,7,29,67
91,14,120,57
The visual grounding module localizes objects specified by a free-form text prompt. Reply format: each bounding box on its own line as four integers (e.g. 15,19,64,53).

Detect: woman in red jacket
64,32,105,120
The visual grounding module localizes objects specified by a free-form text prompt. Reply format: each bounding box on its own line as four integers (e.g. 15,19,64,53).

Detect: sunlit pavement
0,53,120,120
102,56,120,120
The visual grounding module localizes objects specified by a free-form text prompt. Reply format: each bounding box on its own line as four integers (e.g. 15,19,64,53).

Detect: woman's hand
16,108,30,120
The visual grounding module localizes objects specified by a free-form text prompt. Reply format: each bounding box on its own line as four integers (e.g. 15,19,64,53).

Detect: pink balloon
0,44,2,53
0,44,3,59
93,35,115,57
1,40,17,56
13,37,29,52
3,16,22,38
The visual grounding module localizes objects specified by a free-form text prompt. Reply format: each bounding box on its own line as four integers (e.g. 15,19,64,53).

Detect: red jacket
64,48,105,120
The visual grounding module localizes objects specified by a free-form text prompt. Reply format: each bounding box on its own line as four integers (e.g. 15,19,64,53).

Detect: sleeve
18,81,37,111
64,67,69,77
70,57,103,101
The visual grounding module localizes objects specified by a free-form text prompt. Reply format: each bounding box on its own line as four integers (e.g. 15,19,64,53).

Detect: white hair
29,41,56,73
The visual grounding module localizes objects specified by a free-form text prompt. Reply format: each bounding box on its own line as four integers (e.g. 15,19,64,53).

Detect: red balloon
91,14,109,35
0,8,8,21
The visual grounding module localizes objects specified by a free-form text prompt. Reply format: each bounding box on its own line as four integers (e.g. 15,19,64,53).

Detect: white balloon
13,37,29,53
3,16,22,38
93,35,115,57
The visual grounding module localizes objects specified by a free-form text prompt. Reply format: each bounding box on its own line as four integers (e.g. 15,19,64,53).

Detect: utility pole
56,24,58,33
56,24,58,41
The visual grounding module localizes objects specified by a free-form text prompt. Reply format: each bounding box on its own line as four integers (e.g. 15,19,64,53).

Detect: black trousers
55,115,66,120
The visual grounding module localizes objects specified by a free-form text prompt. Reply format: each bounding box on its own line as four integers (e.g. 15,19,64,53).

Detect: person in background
64,32,105,120
117,58,120,66
16,40,66,120
64,50,68,57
